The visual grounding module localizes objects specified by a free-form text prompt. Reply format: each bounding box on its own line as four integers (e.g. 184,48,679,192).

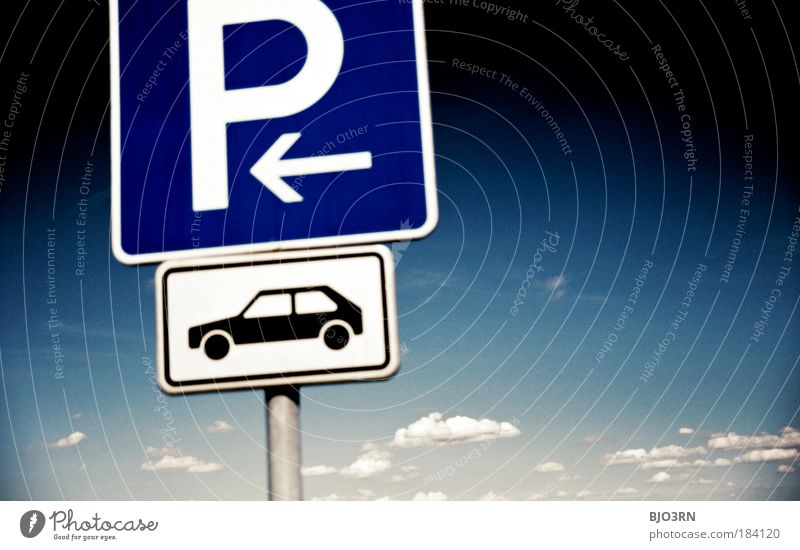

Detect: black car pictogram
188,286,363,359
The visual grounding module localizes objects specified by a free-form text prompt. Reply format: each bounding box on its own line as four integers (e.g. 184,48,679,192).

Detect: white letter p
187,0,344,211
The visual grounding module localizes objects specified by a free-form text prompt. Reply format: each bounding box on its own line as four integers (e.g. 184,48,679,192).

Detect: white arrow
250,132,372,203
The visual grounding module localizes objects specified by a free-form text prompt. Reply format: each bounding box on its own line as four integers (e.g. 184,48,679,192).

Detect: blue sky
1,97,798,500
1,0,799,501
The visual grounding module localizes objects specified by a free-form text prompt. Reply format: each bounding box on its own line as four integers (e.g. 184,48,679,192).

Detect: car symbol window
242,293,292,318
295,291,338,315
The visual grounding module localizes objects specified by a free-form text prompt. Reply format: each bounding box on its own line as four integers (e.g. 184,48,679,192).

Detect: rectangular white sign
156,245,398,393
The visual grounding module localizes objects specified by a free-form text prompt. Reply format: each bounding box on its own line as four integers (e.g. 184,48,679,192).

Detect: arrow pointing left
250,132,372,203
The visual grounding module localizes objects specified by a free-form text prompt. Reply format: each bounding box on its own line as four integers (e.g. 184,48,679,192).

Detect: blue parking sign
109,0,437,264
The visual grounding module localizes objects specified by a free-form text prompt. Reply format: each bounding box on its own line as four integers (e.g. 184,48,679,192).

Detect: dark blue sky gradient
1,1,798,500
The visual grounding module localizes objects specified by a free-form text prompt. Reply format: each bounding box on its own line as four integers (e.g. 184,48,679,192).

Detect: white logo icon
20,510,44,538
187,0,372,211
28,512,38,534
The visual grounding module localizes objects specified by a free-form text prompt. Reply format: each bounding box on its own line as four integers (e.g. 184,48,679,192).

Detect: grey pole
265,386,302,501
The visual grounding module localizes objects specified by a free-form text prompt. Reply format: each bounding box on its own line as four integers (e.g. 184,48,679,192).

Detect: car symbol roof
250,285,337,298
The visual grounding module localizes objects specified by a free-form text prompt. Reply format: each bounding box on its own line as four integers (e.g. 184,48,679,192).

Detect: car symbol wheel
323,323,350,350
202,331,232,360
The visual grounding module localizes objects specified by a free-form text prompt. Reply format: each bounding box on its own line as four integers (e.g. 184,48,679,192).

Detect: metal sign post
154,245,401,499
265,387,302,501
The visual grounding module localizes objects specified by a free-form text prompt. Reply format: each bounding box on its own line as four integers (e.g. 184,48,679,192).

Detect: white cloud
636,458,730,470
582,435,603,444
412,491,447,501
646,472,671,483
301,465,338,477
679,427,695,435
603,448,648,465
340,449,392,478
389,464,420,482
204,420,235,433
187,462,224,473
533,461,565,473
614,487,639,495
777,464,796,473
708,427,800,450
50,432,86,448
734,448,799,463
545,275,567,299
648,445,707,459
576,490,598,499
528,490,570,501
696,458,732,467
311,493,340,501
311,489,389,502
335,412,520,481
479,491,508,501
603,445,706,466
141,454,223,474
146,446,179,458
391,412,520,448
640,459,688,470
141,455,200,470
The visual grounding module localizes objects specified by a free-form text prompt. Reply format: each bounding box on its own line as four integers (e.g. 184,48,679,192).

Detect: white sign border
109,0,438,265
155,244,400,394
